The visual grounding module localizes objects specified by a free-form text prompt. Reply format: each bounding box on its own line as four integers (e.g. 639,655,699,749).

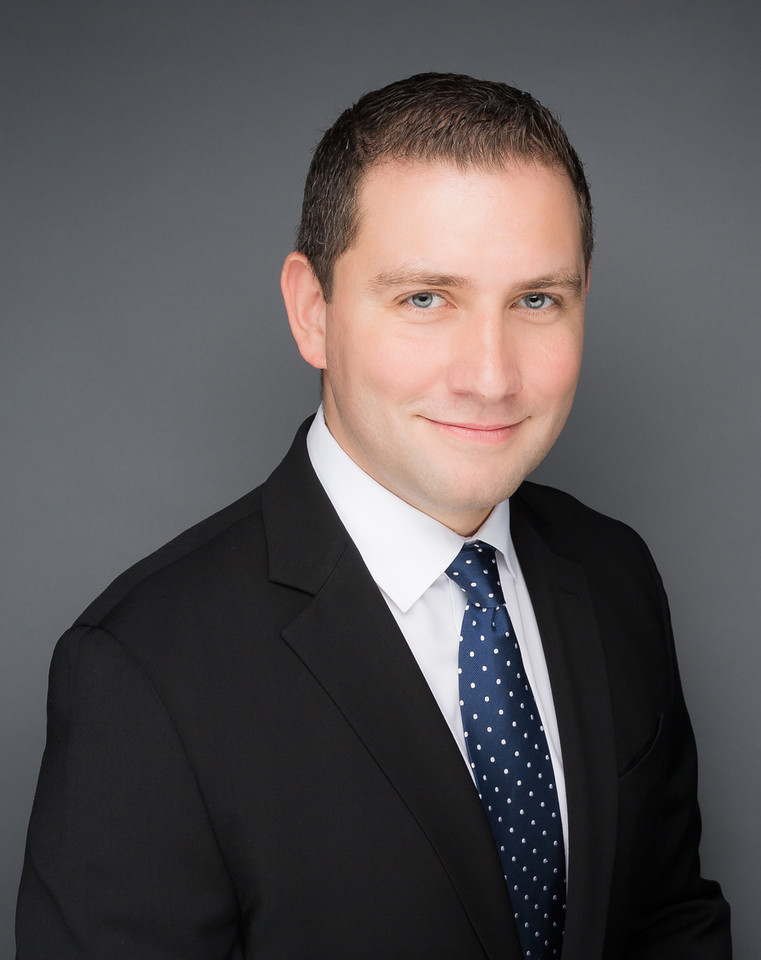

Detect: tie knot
445,541,505,609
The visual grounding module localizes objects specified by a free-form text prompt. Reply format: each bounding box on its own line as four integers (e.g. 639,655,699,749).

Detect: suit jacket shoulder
513,479,657,566
75,483,266,630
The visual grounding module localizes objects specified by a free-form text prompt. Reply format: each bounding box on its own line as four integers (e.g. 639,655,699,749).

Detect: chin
435,478,524,519
453,454,537,499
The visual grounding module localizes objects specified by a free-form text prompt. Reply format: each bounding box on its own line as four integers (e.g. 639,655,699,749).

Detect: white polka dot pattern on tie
447,541,566,960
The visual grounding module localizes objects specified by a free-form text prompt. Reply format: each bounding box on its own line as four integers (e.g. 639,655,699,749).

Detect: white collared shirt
306,407,568,853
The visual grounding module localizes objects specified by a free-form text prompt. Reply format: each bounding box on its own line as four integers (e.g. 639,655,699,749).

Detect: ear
280,252,327,370
585,260,592,294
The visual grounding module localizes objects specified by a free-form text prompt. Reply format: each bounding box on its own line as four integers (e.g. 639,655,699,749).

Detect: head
283,74,591,535
296,72,593,302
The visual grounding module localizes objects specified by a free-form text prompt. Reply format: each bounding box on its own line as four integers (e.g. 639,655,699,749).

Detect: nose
448,309,522,401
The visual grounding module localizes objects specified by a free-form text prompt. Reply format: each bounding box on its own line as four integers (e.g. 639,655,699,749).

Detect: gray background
3,0,759,955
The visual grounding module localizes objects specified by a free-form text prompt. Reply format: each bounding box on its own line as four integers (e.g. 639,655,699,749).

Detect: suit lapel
511,494,618,960
262,422,521,960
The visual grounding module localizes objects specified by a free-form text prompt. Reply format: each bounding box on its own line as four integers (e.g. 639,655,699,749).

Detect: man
17,73,730,959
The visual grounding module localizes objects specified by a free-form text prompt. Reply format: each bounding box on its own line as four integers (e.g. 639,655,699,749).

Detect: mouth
424,418,523,445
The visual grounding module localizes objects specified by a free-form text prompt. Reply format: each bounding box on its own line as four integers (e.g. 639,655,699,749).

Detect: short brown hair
296,72,593,301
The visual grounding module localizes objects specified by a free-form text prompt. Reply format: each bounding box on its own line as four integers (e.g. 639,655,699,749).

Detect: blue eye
407,292,443,309
519,292,555,310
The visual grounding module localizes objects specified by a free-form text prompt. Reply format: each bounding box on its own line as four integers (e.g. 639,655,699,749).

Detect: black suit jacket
17,419,730,959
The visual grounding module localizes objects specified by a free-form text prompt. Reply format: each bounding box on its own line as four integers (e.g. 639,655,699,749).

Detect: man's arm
16,624,241,959
619,542,731,959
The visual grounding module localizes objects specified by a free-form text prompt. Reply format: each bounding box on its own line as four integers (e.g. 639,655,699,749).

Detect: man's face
307,160,587,535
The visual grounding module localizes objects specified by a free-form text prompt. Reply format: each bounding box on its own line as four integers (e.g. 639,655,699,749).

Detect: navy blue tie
447,541,566,959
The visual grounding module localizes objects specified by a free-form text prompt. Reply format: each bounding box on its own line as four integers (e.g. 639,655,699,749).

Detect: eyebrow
366,269,584,295
520,273,585,294
366,270,474,292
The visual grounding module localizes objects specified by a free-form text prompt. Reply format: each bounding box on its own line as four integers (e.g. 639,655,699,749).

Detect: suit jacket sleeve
16,623,242,959
618,542,731,959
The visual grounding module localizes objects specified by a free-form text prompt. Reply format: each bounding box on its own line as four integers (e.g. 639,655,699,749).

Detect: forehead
345,159,584,273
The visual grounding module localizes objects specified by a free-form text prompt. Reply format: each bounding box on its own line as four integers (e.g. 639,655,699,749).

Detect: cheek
363,330,443,400
531,333,583,401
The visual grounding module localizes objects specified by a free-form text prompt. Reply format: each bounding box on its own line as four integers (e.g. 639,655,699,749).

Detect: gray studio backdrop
3,1,759,955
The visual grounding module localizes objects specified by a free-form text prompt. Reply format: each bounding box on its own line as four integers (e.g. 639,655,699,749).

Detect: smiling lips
425,418,523,445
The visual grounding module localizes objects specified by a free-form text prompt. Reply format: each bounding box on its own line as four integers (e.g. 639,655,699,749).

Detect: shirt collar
306,407,517,613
